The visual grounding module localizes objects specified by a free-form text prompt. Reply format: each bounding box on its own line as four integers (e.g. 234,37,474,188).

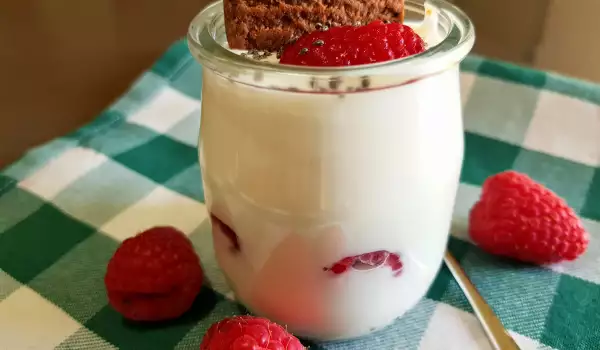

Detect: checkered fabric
1,39,600,350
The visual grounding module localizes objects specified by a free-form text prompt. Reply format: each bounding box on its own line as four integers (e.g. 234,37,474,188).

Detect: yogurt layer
199,3,465,340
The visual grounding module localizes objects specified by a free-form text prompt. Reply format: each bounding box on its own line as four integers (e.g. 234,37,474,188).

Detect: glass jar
188,0,474,341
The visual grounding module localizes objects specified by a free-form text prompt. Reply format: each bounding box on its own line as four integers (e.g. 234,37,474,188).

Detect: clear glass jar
188,0,474,341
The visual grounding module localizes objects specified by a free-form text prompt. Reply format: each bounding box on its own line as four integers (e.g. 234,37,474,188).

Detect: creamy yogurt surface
199,2,465,340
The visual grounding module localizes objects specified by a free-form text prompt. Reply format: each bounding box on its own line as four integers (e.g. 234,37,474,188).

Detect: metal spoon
444,251,522,350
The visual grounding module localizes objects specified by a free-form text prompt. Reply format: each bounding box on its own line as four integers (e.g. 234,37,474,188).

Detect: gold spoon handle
444,251,522,350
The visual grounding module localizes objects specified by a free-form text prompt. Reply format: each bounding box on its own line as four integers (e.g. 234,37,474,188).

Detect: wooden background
0,0,210,168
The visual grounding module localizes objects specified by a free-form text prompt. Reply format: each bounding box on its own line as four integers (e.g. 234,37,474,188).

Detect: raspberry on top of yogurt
279,20,426,67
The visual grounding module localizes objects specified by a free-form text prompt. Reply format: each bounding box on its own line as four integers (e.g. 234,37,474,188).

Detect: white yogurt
198,6,466,341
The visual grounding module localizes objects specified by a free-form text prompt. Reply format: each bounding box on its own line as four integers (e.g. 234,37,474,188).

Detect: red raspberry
359,250,390,266
469,171,590,265
279,21,425,67
104,226,203,321
200,316,305,350
325,251,402,276
328,257,355,274
385,254,404,277
210,214,240,252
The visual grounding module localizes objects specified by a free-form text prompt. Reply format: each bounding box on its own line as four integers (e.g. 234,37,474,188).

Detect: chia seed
276,44,287,59
329,77,341,90
241,49,270,61
361,76,371,89
285,37,298,46
255,50,270,60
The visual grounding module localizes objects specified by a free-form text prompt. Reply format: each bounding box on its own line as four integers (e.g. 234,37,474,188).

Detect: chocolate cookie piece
223,0,405,51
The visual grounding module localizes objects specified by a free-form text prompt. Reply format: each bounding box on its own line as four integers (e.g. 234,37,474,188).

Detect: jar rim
187,0,475,79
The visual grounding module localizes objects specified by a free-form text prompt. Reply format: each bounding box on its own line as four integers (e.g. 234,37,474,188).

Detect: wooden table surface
0,0,210,168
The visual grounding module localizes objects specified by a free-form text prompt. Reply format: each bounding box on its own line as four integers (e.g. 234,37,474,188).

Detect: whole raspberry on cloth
200,315,305,350
104,226,203,321
279,20,425,67
469,171,589,264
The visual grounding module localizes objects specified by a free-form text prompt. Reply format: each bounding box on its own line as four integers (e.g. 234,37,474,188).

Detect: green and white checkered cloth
1,39,599,350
